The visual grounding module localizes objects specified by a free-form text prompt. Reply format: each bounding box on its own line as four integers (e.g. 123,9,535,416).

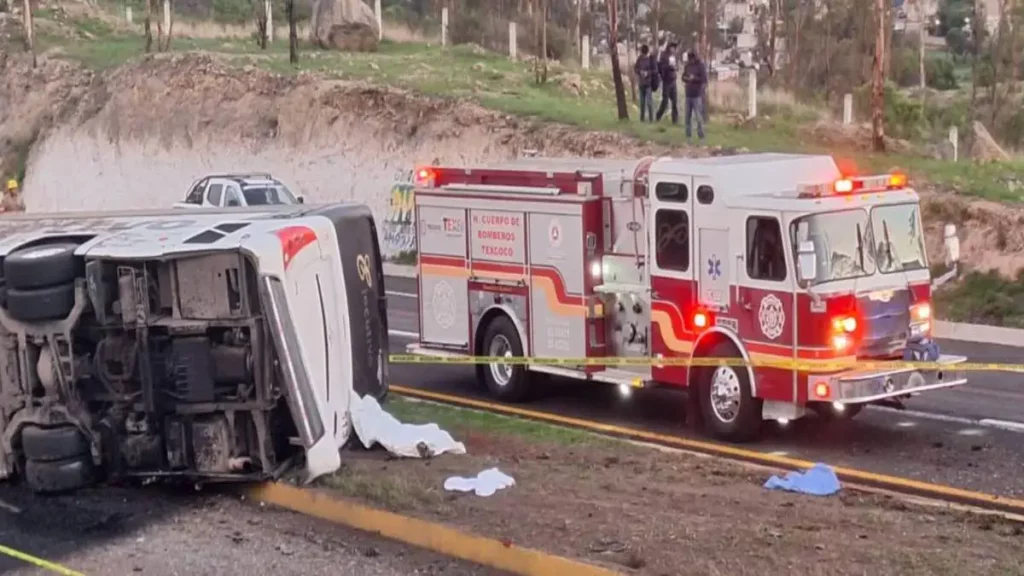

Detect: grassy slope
22,11,1024,326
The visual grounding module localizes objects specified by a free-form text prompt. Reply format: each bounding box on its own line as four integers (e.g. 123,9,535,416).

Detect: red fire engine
405,154,967,442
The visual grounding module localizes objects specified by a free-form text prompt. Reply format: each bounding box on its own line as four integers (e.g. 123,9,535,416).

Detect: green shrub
933,269,1024,328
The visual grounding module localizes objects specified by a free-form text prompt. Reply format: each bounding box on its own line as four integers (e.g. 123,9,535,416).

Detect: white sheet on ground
350,395,467,458
444,468,516,497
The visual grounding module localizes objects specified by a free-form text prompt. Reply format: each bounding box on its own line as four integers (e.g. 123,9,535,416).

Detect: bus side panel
313,206,389,400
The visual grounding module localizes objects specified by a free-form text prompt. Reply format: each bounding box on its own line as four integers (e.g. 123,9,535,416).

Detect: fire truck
405,153,969,442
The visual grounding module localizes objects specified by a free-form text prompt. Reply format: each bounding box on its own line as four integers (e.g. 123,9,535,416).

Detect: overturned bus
0,204,388,493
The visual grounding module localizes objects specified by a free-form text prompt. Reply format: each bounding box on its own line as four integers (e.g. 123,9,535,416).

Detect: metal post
162,0,171,37
581,34,590,70
375,0,382,41
747,70,757,118
843,93,853,125
949,126,959,162
126,6,133,24
509,21,517,59
441,7,449,47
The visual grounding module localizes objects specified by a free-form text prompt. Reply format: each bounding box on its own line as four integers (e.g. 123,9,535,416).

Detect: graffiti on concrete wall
383,169,416,256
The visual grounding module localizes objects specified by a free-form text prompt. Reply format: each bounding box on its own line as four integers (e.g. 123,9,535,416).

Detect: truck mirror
943,223,960,265
797,240,817,284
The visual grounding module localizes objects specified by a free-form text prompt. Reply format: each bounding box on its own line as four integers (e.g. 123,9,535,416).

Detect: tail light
830,314,857,352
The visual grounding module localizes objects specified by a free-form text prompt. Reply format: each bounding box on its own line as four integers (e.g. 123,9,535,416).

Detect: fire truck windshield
790,202,927,285
870,203,927,274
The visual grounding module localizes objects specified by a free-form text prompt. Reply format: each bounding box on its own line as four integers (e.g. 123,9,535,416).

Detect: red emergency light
800,173,910,198
414,167,438,187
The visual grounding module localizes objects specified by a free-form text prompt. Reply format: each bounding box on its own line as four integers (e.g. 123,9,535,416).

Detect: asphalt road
0,483,499,576
384,275,1024,499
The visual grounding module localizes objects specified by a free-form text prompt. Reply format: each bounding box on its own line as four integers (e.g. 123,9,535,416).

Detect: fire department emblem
548,218,563,248
758,294,785,340
432,281,457,329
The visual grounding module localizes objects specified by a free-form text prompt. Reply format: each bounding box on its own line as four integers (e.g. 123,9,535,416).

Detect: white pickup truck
174,173,305,209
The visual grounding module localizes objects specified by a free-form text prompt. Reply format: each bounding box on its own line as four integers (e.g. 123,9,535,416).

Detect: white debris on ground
350,395,467,458
443,468,516,497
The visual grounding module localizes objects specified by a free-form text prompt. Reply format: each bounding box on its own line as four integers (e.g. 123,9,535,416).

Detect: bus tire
6,282,76,322
24,455,95,494
697,342,762,443
479,315,532,403
3,243,81,290
21,425,91,463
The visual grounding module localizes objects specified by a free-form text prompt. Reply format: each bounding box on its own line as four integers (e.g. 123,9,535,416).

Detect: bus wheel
697,343,762,443
479,315,532,403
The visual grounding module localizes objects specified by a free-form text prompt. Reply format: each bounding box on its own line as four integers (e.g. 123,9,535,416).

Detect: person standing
682,50,708,141
633,44,658,122
655,42,679,124
1,179,25,213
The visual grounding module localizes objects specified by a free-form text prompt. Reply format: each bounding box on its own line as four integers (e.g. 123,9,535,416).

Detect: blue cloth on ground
904,338,940,361
764,463,841,496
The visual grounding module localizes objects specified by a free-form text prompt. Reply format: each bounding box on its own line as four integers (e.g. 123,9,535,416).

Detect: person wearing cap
681,49,708,141
1,179,25,213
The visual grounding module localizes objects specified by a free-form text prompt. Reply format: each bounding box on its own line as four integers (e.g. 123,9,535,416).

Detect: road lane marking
390,384,1024,515
0,545,84,576
979,419,1024,433
386,291,418,299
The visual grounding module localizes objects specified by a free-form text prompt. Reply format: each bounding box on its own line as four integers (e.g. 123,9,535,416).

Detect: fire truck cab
407,154,967,442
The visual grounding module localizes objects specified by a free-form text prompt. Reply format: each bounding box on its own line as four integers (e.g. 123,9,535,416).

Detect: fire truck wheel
697,343,762,443
3,243,81,290
480,316,532,403
810,402,864,421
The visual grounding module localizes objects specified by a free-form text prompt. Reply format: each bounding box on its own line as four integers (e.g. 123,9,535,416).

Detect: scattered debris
351,395,466,458
764,463,841,496
443,467,515,497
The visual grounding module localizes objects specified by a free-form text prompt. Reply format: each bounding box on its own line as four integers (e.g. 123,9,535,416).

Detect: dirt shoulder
321,398,1024,575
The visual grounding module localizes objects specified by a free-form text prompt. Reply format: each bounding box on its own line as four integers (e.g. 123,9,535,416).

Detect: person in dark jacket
655,42,679,124
682,49,708,141
633,44,658,122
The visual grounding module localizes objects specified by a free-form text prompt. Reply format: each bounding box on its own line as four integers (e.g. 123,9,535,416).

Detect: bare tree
608,0,629,120
287,0,299,64
254,0,270,50
534,0,548,84
768,0,777,76
144,0,155,53
917,0,925,90
871,0,886,152
21,0,36,68
156,0,174,52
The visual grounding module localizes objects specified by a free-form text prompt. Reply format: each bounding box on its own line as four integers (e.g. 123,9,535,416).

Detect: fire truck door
649,176,695,386
693,177,730,310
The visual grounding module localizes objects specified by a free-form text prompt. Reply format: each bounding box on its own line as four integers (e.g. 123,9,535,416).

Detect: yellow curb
248,482,622,576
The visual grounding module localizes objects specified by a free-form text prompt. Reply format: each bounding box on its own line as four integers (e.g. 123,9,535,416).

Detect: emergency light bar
797,173,908,198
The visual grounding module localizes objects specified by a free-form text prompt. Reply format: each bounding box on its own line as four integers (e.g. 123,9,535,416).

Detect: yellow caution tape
389,354,1014,373
0,544,85,576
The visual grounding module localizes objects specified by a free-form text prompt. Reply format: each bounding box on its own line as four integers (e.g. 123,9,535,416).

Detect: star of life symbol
432,281,456,329
758,294,785,340
548,218,563,248
707,255,722,280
